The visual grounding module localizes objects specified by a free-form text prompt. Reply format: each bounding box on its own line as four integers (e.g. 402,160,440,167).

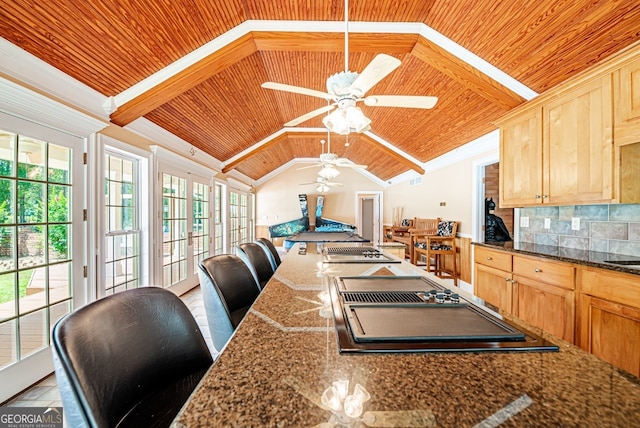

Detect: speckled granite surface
173,243,640,427
477,241,640,275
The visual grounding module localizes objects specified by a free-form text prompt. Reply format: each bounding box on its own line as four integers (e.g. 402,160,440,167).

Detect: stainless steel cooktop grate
325,246,378,255
341,291,423,303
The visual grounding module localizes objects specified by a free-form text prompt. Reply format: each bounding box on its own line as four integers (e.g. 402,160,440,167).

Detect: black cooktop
329,276,559,353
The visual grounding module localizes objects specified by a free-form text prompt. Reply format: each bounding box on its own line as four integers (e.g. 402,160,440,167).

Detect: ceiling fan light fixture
317,183,330,193
318,164,340,179
322,106,371,135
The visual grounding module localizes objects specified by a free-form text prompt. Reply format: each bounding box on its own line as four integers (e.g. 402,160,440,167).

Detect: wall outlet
571,217,580,231
439,202,446,206
544,218,551,229
520,216,529,227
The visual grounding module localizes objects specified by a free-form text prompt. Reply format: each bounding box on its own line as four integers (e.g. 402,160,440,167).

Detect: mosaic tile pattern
519,204,640,255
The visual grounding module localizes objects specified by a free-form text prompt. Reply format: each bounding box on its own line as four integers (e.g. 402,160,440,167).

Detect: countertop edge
473,242,640,276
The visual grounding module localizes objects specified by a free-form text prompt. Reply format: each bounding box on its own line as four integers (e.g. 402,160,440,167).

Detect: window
104,153,140,295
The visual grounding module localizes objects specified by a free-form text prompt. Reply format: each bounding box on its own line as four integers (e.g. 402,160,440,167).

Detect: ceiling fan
261,0,438,134
300,176,343,193
297,137,367,176
299,176,343,187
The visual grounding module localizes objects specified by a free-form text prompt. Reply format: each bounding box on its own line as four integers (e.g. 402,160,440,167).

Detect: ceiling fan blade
363,95,438,109
349,54,402,96
261,82,333,100
285,105,335,127
295,163,322,170
326,182,343,186
335,158,368,168
336,163,368,169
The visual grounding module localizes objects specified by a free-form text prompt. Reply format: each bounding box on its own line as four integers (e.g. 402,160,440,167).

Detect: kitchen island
172,243,640,427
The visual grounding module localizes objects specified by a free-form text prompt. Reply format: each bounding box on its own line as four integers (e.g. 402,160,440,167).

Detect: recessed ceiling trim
126,117,224,172
109,20,535,124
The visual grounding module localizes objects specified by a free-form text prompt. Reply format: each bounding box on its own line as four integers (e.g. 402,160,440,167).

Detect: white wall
256,164,384,228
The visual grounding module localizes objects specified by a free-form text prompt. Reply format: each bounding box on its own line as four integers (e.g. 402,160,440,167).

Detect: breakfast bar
172,243,640,427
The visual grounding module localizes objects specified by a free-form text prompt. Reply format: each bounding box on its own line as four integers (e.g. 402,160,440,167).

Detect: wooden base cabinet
511,255,576,343
475,263,514,313
513,274,575,343
473,246,514,313
473,247,576,343
578,267,640,377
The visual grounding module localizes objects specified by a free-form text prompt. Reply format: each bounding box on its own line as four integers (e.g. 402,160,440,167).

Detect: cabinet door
544,76,613,205
499,108,543,207
579,295,640,377
474,263,513,313
514,275,575,343
614,56,640,146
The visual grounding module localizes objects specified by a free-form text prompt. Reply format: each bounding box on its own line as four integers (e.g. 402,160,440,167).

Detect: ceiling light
322,105,371,135
316,183,330,193
318,164,340,179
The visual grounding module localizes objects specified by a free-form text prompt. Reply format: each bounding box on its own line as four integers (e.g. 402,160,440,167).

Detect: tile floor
4,286,215,408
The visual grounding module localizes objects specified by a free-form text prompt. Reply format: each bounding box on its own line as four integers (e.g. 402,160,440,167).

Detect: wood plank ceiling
2,1,639,182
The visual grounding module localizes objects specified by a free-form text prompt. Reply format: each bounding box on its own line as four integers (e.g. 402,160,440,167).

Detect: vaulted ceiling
1,1,639,183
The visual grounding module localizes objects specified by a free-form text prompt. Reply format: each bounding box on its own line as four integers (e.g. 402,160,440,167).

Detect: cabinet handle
535,195,541,199
534,268,541,273
511,280,517,285
505,277,510,282
542,195,548,199
487,257,493,260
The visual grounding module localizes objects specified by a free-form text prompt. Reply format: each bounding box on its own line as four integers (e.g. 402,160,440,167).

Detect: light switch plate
544,218,551,229
571,217,580,231
520,216,529,227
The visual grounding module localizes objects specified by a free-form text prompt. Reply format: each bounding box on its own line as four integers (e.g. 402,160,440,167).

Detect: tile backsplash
517,204,640,256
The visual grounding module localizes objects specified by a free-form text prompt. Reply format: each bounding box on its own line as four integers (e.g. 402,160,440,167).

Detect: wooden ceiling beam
360,135,425,175
222,132,297,173
110,33,257,126
252,32,417,53
411,36,525,110
222,130,425,176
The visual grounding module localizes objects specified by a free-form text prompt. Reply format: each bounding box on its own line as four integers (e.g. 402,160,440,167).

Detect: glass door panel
0,124,81,395
159,168,211,294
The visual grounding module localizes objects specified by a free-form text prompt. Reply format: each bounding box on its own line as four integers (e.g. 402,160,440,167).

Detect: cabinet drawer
475,246,512,271
512,255,575,289
581,267,640,309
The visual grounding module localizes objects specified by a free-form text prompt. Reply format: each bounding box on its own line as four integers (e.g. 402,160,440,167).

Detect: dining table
172,242,640,427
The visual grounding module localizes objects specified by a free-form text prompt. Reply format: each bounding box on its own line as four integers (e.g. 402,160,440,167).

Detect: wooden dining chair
415,220,459,284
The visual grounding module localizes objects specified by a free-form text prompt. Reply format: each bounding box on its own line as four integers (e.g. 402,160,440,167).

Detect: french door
159,164,212,296
0,113,85,402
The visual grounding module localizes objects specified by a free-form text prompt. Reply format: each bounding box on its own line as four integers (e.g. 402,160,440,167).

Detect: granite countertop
172,243,640,427
476,241,640,275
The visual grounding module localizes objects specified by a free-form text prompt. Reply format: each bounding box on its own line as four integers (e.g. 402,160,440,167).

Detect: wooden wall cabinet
613,55,640,203
578,267,640,377
498,75,613,208
498,43,640,207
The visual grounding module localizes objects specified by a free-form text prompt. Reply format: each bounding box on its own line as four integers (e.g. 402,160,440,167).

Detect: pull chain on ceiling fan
261,0,438,134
